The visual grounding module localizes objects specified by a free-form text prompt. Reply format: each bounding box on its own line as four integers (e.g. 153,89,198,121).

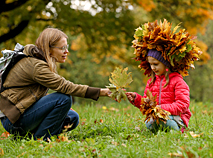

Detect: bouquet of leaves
106,67,133,103
140,90,171,124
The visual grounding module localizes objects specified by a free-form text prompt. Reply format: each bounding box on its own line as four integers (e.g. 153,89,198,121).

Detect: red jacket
133,72,191,127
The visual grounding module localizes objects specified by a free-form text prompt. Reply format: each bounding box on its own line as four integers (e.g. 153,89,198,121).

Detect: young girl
126,19,202,132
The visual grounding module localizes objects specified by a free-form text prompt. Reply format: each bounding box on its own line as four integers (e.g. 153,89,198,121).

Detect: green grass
0,100,213,157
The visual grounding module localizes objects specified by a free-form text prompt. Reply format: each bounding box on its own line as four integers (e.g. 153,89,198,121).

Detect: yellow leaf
0,148,4,156
109,67,133,88
107,67,133,103
102,106,107,110
189,131,203,138
184,131,203,138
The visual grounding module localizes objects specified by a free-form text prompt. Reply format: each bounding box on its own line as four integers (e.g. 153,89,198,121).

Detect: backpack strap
0,53,29,93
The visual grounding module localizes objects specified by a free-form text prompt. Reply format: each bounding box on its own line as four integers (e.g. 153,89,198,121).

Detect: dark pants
1,92,79,140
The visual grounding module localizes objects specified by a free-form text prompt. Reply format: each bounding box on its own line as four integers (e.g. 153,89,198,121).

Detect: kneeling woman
0,28,110,140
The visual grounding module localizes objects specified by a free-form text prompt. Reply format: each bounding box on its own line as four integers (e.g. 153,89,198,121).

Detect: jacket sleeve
33,60,96,98
132,79,151,109
160,79,190,116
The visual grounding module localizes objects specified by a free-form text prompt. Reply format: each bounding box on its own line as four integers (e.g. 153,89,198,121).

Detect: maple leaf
106,67,133,103
109,67,133,88
139,90,171,124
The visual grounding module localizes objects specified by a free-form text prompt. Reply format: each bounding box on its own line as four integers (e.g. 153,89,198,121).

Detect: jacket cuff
85,87,100,101
133,92,142,109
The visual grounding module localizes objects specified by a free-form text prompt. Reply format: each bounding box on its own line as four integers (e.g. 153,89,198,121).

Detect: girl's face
147,56,166,76
50,37,68,63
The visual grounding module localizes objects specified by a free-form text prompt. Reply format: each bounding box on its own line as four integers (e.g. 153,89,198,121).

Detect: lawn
0,100,212,157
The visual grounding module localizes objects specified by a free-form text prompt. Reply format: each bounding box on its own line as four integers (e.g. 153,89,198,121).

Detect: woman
0,28,110,140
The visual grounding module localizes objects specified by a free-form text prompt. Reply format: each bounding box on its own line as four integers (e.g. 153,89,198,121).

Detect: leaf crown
132,19,203,76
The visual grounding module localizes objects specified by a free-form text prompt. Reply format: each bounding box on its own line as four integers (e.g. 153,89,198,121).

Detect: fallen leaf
109,107,119,112
94,119,97,124
17,152,26,158
57,135,69,142
189,131,203,138
111,141,118,146
100,119,104,123
0,148,4,156
102,106,107,110
184,131,203,138
47,137,51,143
81,122,86,125
135,127,141,131
202,110,208,114
168,152,183,157
0,131,10,139
121,143,127,147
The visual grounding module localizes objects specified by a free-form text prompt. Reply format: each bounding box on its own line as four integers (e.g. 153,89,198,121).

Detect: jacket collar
155,72,182,79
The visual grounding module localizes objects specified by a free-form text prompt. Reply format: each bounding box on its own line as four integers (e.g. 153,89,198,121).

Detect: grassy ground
0,100,212,157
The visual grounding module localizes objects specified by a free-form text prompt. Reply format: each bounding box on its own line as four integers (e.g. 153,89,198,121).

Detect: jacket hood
23,44,46,61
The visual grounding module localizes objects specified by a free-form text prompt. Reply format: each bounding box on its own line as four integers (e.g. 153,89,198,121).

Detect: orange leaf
0,131,10,139
57,135,69,142
140,90,170,124
100,119,104,123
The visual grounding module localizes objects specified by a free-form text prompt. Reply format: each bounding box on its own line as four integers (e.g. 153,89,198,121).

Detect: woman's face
147,56,166,76
50,37,68,63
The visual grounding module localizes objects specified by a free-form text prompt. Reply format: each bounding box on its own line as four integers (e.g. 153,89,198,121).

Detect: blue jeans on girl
1,92,79,140
145,115,183,133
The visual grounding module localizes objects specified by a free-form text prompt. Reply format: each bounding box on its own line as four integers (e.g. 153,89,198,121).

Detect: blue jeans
145,115,182,133
1,92,79,140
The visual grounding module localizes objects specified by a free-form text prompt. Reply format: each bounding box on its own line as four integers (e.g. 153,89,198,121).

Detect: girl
126,49,190,132
126,19,202,133
0,28,111,140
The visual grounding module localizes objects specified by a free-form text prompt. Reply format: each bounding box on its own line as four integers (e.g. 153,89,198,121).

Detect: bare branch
0,20,29,44
0,0,29,14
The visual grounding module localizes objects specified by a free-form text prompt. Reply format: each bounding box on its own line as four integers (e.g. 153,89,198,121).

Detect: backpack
0,43,27,93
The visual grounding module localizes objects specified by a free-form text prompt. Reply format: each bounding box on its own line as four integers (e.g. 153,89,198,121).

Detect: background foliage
1,0,213,103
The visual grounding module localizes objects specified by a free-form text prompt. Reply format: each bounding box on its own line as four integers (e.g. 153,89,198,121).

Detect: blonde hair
35,28,68,72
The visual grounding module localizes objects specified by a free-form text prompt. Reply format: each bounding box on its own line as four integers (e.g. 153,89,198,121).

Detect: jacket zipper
159,77,163,105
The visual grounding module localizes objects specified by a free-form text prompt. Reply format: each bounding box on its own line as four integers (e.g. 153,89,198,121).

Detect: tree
136,0,213,35
0,0,51,44
1,0,213,102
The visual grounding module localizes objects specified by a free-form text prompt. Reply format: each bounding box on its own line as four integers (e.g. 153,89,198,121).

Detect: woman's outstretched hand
100,88,111,97
125,92,136,103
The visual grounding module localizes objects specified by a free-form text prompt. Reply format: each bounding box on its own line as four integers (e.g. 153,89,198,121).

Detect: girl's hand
100,88,111,97
125,92,136,102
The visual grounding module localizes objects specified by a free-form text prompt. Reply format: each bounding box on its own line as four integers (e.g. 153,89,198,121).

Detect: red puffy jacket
133,72,191,127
